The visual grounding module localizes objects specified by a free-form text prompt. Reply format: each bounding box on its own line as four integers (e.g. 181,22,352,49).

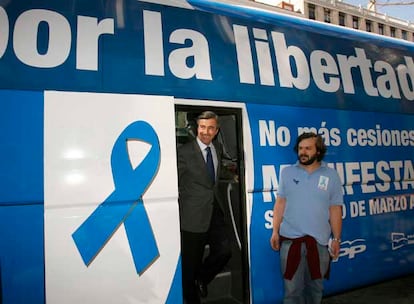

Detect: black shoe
196,279,208,298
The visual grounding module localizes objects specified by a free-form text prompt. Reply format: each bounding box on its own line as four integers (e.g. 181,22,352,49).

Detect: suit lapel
192,140,217,185
212,141,221,178
192,141,211,181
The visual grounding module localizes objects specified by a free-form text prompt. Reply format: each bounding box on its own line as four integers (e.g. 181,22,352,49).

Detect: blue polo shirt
277,161,343,245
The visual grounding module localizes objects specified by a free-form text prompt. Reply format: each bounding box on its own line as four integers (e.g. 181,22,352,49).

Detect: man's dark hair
294,132,327,161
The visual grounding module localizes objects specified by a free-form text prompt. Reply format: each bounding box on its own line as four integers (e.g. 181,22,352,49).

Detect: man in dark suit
177,111,232,304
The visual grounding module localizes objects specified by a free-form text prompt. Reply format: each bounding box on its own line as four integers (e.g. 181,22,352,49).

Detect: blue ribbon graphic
72,121,160,275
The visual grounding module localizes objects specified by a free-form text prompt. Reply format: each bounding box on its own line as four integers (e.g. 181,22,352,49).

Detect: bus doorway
175,105,249,304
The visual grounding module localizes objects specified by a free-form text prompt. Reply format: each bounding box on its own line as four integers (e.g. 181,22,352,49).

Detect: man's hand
270,231,280,251
329,239,341,260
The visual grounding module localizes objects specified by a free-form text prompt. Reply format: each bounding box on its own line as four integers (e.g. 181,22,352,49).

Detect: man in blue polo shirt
270,132,343,304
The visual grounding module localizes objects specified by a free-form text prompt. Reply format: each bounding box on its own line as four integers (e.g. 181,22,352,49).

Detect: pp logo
391,232,414,250
339,239,366,259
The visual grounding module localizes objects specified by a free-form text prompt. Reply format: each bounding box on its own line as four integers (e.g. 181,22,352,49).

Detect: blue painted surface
247,103,414,303
0,90,44,303
0,1,413,113
0,1,413,303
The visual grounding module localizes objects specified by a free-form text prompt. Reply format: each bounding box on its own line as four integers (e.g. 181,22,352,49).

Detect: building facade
254,0,414,42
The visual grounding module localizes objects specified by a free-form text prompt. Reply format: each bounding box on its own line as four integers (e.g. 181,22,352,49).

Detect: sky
343,0,413,22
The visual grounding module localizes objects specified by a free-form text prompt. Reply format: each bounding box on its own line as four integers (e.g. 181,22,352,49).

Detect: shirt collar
196,137,210,151
294,160,327,169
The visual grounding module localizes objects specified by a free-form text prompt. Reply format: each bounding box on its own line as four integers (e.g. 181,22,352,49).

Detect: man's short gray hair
197,111,220,127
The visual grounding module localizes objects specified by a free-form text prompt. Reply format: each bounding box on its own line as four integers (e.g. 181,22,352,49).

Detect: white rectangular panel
44,92,180,304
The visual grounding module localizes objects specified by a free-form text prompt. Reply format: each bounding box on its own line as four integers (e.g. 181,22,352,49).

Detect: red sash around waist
280,235,329,280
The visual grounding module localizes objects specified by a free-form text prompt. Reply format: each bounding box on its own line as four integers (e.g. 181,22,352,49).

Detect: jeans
280,240,330,304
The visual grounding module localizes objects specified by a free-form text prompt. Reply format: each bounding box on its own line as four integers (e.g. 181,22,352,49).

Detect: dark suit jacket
177,139,224,233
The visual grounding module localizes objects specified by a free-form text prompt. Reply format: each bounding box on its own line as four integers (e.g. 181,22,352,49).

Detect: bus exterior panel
0,1,413,304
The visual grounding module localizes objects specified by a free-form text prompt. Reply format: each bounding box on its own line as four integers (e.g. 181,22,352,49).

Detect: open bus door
175,104,250,304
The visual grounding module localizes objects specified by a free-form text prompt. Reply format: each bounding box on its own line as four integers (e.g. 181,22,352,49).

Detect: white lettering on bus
0,7,413,101
1,8,114,70
262,165,278,203
14,9,72,68
261,160,414,198
259,120,291,147
233,24,414,101
143,10,212,80
76,16,114,71
0,7,8,58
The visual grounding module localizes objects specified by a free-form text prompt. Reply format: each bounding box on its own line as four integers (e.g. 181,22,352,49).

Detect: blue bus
1,0,413,303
